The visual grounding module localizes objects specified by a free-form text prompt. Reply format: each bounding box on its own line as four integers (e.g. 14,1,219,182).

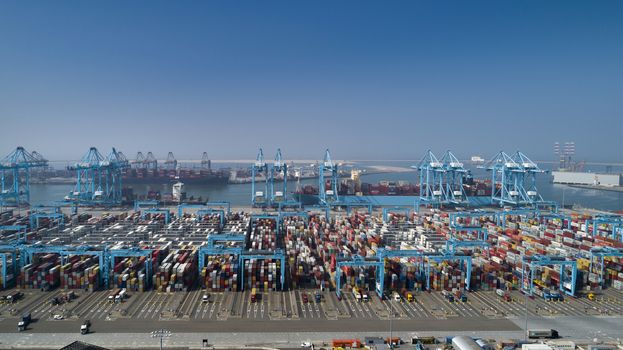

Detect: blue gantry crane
201,152,211,169
345,203,374,215
66,147,129,205
240,249,286,291
444,239,490,254
424,252,473,291
589,247,623,287
318,149,339,205
439,151,469,204
278,211,309,229
29,206,65,231
378,247,426,286
107,247,153,288
538,212,572,230
0,243,20,289
140,208,171,224
588,215,623,241
335,254,384,298
134,200,169,223
382,207,411,223
305,205,331,221
20,244,107,286
449,211,496,241
0,147,48,206
177,203,212,217
134,200,159,211
144,152,158,170
164,152,177,170
0,225,28,241
206,201,231,215
251,148,269,207
481,151,545,206
417,150,444,204
196,209,226,229
270,149,288,206
521,254,577,296
198,233,246,273
495,208,539,228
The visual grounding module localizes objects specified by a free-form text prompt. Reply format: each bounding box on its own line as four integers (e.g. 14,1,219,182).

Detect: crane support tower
270,149,288,206
251,148,269,207
66,147,129,205
589,247,623,287
440,151,469,204
481,151,545,206
164,152,177,170
318,149,339,204
417,150,444,204
0,147,48,206
521,254,577,297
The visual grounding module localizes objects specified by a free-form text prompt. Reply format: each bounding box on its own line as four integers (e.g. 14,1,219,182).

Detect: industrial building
552,171,622,187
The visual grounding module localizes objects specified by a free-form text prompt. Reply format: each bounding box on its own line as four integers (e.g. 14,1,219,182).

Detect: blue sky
1,1,621,162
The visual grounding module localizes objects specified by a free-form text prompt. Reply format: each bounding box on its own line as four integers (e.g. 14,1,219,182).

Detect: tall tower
554,141,575,170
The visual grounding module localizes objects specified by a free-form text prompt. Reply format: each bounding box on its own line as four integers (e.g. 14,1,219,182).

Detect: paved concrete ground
0,318,621,350
1,287,620,349
3,289,620,323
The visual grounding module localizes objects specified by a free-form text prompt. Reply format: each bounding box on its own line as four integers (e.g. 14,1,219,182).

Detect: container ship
295,173,493,205
122,168,229,185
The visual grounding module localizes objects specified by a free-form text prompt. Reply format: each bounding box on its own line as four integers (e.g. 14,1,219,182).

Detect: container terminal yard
0,147,622,349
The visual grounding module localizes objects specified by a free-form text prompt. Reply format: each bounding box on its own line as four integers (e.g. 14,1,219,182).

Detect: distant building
471,155,485,164
552,171,622,187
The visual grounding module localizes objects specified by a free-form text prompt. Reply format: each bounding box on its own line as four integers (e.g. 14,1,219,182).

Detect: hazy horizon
1,1,622,162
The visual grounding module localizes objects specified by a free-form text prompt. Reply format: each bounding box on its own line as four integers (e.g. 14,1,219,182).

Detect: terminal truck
6,291,23,304
441,290,454,302
453,289,467,302
80,320,91,335
352,287,362,302
115,289,127,303
543,289,564,302
528,329,559,339
250,288,257,303
17,312,31,332
108,288,121,303
496,289,512,302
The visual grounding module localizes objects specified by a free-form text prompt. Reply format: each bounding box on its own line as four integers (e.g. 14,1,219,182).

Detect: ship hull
122,176,228,185
294,193,319,205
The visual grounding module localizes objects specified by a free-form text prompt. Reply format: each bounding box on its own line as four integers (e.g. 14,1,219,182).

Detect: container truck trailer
527,329,559,339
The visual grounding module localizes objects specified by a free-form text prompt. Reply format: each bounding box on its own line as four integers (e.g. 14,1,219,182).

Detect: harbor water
26,162,623,211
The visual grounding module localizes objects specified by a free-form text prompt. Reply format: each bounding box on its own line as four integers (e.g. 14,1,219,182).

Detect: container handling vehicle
18,312,31,332
81,320,91,335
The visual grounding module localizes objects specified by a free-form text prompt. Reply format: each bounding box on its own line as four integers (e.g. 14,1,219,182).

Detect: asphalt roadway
1,316,622,349
0,317,519,333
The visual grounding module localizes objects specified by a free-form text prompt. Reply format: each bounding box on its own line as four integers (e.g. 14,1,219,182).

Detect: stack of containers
170,248,197,292
0,256,15,287
250,219,278,251
244,259,280,291
284,215,321,288
201,255,238,291
151,247,195,292
112,256,148,292
60,255,101,290
244,218,281,290
20,253,60,290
